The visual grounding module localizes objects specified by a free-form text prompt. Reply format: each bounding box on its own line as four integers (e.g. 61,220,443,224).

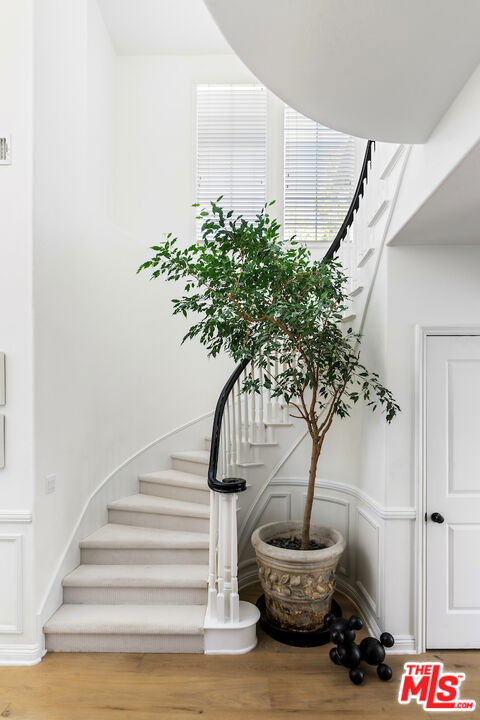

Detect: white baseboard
0,643,45,666
238,558,259,590
335,577,381,638
335,579,417,654
390,635,417,654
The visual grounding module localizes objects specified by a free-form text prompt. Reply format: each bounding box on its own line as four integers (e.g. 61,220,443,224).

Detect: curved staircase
44,140,407,656
44,449,212,653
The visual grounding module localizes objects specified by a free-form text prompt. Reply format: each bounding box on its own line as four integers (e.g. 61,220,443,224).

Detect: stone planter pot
251,521,345,632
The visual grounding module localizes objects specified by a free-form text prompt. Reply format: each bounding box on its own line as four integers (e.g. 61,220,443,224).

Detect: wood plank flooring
0,584,478,719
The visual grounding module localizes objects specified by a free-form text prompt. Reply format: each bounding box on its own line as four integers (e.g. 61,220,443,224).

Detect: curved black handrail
208,140,375,493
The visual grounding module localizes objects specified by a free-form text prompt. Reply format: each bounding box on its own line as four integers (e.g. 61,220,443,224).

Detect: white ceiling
98,0,232,55
205,0,480,143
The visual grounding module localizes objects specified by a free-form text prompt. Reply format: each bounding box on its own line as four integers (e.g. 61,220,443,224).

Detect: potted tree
138,199,399,634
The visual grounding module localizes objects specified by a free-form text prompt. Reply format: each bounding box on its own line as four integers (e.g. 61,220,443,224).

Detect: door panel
447,360,480,495
426,335,480,649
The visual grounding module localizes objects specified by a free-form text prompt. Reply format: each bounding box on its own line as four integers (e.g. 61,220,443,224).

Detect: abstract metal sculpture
325,613,394,685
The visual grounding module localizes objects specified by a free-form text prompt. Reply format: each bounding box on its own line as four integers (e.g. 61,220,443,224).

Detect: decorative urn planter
251,521,345,632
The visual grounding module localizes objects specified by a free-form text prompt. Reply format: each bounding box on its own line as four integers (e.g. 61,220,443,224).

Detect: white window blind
196,84,266,228
284,106,356,244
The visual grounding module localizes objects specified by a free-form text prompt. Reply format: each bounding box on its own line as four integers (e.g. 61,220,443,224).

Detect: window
284,106,357,244
196,84,267,228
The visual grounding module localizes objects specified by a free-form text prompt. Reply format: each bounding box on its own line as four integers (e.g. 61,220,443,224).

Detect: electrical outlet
45,474,56,494
0,136,12,165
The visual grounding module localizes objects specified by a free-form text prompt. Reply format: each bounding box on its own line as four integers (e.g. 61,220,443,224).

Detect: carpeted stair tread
170,450,209,465
44,604,206,635
139,469,208,490
107,494,209,518
63,564,208,588
80,523,209,549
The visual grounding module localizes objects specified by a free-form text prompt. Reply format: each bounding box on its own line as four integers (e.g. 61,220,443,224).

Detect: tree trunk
301,439,321,550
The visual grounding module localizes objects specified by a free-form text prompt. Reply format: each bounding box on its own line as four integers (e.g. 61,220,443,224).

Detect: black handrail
208,140,375,493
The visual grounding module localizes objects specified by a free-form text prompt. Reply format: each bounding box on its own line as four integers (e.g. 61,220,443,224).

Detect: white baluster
243,367,249,444
216,494,226,623
231,390,237,467
258,366,265,442
281,361,289,422
236,378,243,463
226,397,233,474
230,493,239,623
206,490,218,621
221,414,227,480
273,356,283,423
251,362,257,443
265,359,274,423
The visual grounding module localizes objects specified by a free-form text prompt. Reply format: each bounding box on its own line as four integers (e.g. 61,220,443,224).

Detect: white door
426,334,480,649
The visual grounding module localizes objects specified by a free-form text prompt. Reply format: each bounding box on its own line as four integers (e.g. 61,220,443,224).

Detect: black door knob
431,512,444,524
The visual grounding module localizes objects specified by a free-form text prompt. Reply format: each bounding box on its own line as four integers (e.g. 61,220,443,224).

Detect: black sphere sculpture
329,647,341,665
349,668,364,685
380,632,395,648
343,642,362,669
377,663,393,682
327,614,394,685
359,637,385,665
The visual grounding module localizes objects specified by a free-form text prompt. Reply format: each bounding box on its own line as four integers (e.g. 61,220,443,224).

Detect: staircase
44,140,406,656
44,449,212,653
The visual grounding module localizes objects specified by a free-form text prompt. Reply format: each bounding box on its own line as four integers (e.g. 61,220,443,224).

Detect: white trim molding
0,644,44,666
0,534,23,634
239,558,260,590
0,511,32,524
272,477,416,520
311,493,350,575
355,507,381,617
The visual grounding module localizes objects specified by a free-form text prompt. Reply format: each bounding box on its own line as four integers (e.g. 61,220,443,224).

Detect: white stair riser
172,458,208,476
139,480,209,506
80,547,209,565
108,509,209,533
63,586,207,605
45,633,204,653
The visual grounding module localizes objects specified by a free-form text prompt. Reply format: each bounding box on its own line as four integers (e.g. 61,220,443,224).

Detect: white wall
34,16,251,616
386,245,480,507
115,54,262,239
0,1,34,508
0,0,36,662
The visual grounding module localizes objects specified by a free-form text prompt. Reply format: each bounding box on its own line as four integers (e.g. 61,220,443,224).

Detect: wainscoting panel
255,492,292,528
310,494,350,576
355,508,381,617
0,535,22,633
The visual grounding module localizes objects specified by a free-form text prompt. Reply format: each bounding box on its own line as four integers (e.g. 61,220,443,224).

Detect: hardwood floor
0,584,478,719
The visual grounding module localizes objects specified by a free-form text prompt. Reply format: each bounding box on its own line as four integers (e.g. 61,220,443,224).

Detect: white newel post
204,484,260,653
